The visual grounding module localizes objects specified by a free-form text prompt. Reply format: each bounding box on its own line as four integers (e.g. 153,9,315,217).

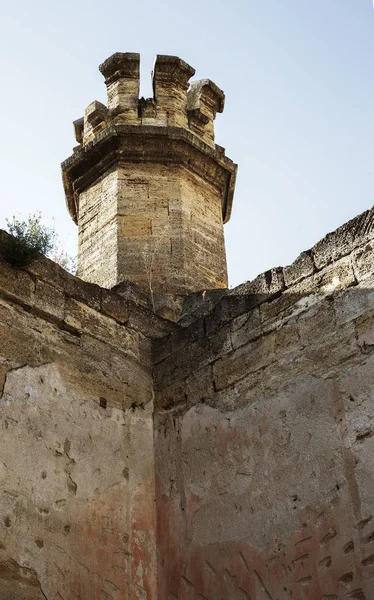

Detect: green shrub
2,213,55,268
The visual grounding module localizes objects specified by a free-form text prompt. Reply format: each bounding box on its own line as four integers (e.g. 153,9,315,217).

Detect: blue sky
0,0,373,287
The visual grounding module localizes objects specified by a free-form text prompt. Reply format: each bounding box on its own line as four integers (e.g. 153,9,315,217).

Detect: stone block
34,279,65,321
204,294,257,337
311,207,374,270
26,254,70,288
231,267,285,300
64,297,109,335
317,257,356,293
79,333,152,408
153,292,185,322
155,379,187,411
178,289,226,327
283,251,315,287
64,298,142,361
154,332,216,391
186,365,214,404
274,321,300,355
260,283,315,330
187,79,225,145
0,259,35,307
334,286,374,326
353,241,374,282
298,298,336,344
211,368,265,411
64,277,102,311
213,332,276,391
120,214,152,237
230,307,262,350
0,319,40,367
261,258,356,331
127,301,176,339
301,321,358,374
101,289,129,323
171,318,205,352
153,335,172,365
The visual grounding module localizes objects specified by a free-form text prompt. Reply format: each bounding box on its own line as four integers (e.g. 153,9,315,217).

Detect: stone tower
62,53,237,295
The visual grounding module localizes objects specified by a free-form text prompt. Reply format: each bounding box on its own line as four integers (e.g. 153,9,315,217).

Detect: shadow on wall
153,281,374,599
152,209,374,600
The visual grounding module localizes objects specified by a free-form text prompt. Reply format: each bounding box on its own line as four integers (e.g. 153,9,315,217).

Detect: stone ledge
228,205,374,303
62,124,237,225
173,205,374,333
311,208,374,270
0,232,175,345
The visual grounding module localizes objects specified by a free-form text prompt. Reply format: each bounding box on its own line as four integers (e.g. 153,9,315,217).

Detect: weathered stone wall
0,248,173,600
77,163,227,293
153,208,374,599
2,205,374,599
77,168,119,288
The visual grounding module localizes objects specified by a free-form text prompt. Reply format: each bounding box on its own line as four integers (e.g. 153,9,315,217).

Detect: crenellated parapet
74,52,226,148
99,52,140,123
152,55,195,128
187,79,225,144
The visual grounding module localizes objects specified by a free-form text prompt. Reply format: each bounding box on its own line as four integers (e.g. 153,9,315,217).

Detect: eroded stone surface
0,254,163,599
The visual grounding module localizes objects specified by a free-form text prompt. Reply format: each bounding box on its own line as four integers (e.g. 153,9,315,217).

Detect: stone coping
1,202,373,355
0,231,176,347
175,205,374,327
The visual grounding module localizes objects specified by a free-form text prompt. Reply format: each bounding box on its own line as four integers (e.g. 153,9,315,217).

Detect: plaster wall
0,252,172,600
154,211,374,600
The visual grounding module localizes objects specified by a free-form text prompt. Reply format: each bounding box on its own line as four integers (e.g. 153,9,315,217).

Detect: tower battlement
62,53,237,295
73,53,224,147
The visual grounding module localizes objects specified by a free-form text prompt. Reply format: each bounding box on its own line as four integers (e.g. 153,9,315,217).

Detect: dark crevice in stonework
355,430,374,442
0,559,48,599
254,570,273,600
355,516,372,530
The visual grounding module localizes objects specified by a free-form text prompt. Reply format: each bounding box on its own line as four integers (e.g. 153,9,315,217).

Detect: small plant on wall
1,213,77,273
1,213,55,268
